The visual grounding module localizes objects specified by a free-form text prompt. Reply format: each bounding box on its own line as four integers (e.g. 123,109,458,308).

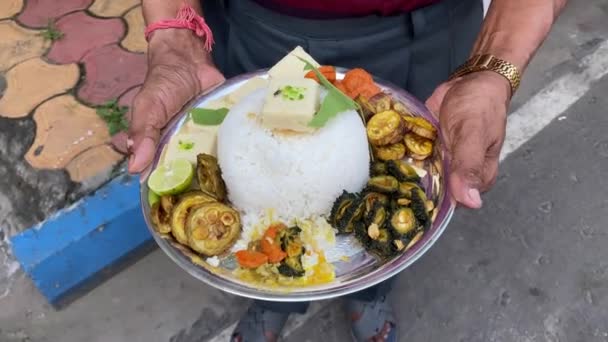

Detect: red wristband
144,3,214,52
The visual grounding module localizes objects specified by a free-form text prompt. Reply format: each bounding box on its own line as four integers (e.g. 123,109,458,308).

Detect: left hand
425,71,511,209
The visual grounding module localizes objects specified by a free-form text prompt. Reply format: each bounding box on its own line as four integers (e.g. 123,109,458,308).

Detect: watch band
449,54,521,95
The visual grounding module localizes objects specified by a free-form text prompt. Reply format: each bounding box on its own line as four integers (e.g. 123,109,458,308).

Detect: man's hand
425,71,511,209
113,28,225,173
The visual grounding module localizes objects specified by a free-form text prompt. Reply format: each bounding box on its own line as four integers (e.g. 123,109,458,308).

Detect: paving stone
0,0,23,19
17,0,92,28
0,58,79,118
89,0,140,17
66,144,123,182
0,115,74,235
47,12,125,64
77,44,147,105
121,6,147,53
0,21,49,72
25,95,110,170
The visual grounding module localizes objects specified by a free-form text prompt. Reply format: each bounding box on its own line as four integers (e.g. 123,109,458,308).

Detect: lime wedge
147,158,194,196
147,190,160,206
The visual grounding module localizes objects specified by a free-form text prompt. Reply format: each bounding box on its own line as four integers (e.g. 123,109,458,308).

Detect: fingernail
467,188,483,208
130,138,155,173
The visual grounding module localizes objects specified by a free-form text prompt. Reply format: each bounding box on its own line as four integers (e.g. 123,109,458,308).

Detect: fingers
446,119,487,209
110,131,129,154
425,81,451,118
127,88,167,173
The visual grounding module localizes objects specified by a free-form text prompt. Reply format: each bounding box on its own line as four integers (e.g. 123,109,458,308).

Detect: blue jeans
203,0,483,313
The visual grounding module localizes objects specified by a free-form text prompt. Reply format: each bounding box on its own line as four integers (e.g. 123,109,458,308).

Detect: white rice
217,88,370,222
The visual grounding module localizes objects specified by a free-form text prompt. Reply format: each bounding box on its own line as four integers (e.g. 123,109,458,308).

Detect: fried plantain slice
366,110,405,146
374,143,406,161
403,116,437,140
404,133,433,160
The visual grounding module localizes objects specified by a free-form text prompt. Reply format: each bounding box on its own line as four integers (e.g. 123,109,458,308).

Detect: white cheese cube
261,78,320,132
227,77,269,105
163,130,219,165
268,46,320,79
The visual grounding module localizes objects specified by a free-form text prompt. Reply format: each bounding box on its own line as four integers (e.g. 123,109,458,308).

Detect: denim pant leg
255,300,310,314
345,277,395,302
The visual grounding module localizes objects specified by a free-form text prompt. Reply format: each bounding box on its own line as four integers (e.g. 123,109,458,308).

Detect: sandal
344,295,398,342
230,302,291,342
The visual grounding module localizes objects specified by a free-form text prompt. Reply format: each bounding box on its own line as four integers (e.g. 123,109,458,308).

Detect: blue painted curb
10,174,155,309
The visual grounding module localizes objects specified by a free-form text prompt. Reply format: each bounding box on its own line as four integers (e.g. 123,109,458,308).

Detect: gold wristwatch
449,54,521,95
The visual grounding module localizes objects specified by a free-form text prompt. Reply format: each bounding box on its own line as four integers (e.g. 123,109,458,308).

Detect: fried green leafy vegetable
196,153,227,201
329,191,358,227
367,175,399,193
410,187,431,230
387,160,420,182
389,207,417,236
278,226,306,277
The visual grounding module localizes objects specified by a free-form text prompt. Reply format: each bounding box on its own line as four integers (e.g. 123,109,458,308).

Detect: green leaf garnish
297,57,358,128
280,85,306,101
178,140,195,150
190,107,229,125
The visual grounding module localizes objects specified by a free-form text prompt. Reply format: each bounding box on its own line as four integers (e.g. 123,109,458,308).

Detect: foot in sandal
345,295,397,342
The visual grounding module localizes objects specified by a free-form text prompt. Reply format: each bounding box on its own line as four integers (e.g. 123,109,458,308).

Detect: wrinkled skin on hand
425,71,511,209
112,28,225,174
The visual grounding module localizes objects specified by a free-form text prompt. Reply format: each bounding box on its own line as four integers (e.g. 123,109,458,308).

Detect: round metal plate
140,68,456,302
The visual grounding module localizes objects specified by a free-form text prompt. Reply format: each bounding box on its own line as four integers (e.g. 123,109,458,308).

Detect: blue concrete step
10,174,155,309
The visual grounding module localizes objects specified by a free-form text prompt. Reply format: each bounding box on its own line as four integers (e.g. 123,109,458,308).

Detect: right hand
113,28,225,174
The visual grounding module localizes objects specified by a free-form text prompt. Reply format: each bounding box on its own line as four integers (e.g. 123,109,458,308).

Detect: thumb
447,120,486,209
425,82,451,117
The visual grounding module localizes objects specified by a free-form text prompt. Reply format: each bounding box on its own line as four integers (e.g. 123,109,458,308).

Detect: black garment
201,0,483,313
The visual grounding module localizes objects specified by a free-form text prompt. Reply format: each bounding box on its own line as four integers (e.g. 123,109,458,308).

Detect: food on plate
227,77,269,104
305,65,336,83
403,116,437,140
187,202,240,256
357,92,392,121
260,77,321,132
196,153,227,201
170,190,218,245
404,132,434,160
146,46,444,288
387,160,420,182
374,143,406,161
164,129,220,163
366,110,406,146
268,46,320,79
147,158,194,196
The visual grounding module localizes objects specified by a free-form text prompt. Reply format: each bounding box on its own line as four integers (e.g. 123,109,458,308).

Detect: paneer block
163,129,219,164
268,46,320,79
227,77,269,105
261,78,321,132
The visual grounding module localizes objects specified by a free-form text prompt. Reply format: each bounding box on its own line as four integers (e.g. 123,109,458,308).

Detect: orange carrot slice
343,68,374,93
305,65,337,83
260,224,287,263
235,250,268,268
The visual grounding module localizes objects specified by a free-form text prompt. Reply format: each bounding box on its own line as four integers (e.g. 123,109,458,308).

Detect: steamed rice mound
217,88,370,220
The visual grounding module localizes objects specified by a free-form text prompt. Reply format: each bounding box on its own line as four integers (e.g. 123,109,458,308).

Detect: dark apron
203,0,483,101
200,0,483,311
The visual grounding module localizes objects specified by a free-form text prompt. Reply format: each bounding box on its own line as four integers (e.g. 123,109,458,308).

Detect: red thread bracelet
144,3,214,52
